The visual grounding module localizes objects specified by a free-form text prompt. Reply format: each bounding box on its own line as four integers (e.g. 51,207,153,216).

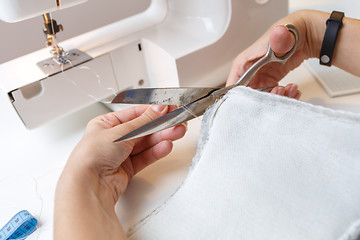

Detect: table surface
1,0,360,239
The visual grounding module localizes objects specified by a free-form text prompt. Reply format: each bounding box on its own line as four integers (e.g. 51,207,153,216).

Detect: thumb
113,105,169,142
270,25,295,57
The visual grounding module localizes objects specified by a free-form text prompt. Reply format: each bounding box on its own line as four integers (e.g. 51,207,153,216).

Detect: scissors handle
235,24,299,86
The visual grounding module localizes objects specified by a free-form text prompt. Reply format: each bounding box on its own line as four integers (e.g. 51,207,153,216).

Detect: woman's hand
226,10,318,99
55,105,186,240
64,105,187,202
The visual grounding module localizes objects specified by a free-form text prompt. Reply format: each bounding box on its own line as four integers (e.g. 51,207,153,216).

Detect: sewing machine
0,0,288,129
3,1,360,239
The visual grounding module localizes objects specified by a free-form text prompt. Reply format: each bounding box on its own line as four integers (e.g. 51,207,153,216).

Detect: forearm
54,166,126,240
300,10,360,76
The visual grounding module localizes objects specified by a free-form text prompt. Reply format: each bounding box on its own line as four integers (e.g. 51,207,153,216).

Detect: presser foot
36,49,92,77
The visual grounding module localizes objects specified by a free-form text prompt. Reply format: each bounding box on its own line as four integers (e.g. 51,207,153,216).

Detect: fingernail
285,83,292,92
174,122,188,132
180,122,188,131
270,87,278,94
277,86,285,95
152,105,166,112
289,84,298,98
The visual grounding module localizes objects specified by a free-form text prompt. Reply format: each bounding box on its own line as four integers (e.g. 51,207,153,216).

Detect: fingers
284,83,300,99
270,84,301,100
129,140,174,176
271,85,286,95
227,25,297,87
226,50,265,86
91,105,181,130
89,105,149,130
270,25,296,57
131,123,187,155
88,104,187,153
111,105,170,142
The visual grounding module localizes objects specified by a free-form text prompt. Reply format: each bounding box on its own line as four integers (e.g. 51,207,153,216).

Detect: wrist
54,164,125,240
62,140,131,204
57,163,116,209
300,10,330,59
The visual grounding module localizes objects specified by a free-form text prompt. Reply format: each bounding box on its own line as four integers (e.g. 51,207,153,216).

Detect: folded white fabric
128,86,360,240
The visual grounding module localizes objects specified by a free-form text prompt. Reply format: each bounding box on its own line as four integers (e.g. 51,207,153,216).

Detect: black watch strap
319,11,344,66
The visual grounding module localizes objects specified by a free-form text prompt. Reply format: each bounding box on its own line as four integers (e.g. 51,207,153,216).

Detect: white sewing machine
0,0,288,129
3,1,360,239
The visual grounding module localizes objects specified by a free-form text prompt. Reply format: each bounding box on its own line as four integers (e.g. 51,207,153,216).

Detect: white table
1,0,360,238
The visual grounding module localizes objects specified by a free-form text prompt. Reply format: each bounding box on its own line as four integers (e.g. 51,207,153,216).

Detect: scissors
111,24,299,142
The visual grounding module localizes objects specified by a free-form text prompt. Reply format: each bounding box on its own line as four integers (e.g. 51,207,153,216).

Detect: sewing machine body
0,0,288,128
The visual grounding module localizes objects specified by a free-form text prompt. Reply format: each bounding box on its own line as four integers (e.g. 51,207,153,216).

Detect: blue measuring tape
0,210,38,240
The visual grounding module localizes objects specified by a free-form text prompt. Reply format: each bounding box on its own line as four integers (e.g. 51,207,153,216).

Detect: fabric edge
230,86,360,123
126,92,229,238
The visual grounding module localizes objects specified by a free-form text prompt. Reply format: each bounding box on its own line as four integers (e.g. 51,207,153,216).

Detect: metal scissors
111,24,299,142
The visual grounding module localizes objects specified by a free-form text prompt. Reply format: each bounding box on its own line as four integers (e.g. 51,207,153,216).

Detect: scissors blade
113,88,222,142
113,86,274,142
111,87,218,106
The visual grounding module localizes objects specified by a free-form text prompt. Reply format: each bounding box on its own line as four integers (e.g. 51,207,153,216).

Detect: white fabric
128,86,360,240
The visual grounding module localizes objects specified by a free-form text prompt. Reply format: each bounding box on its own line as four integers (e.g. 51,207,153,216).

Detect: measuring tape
0,210,38,240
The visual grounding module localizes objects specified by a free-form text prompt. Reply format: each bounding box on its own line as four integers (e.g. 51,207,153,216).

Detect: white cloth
128,86,360,240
